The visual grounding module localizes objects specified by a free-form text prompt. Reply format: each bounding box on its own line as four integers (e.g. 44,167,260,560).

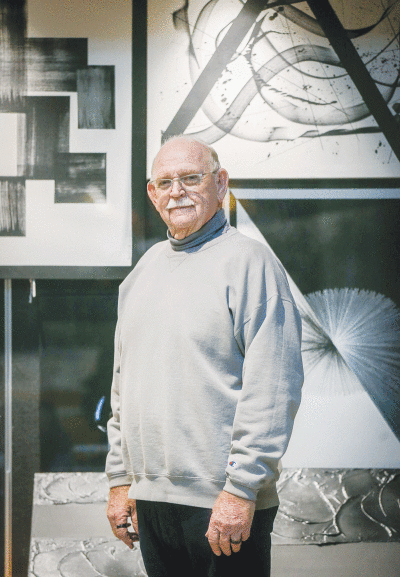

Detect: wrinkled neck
168,210,228,252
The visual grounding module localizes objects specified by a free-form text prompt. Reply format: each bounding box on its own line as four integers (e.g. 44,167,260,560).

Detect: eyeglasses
149,170,219,192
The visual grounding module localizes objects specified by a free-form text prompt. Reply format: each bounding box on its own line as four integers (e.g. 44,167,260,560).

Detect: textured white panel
0,114,18,176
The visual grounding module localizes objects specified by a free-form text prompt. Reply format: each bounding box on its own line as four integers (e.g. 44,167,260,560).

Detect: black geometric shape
0,177,25,236
77,66,115,129
54,153,106,203
24,96,70,179
0,0,27,112
26,38,88,92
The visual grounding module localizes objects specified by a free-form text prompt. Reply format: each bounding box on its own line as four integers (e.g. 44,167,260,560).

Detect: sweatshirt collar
168,209,228,252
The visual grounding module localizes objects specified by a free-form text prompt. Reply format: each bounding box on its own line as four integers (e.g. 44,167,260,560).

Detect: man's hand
106,485,139,549
205,491,255,556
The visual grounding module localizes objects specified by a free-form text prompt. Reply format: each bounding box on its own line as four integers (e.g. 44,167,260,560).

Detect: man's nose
169,179,185,197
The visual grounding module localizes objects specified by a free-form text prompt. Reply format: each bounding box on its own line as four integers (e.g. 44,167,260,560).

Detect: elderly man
106,136,303,577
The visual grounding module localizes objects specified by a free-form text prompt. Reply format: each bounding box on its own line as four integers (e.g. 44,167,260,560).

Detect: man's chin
168,208,196,224
166,210,200,237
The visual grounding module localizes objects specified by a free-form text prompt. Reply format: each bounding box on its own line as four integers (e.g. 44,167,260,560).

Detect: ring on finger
116,523,130,529
230,538,242,545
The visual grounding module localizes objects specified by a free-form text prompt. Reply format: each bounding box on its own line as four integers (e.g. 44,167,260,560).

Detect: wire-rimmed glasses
149,169,219,192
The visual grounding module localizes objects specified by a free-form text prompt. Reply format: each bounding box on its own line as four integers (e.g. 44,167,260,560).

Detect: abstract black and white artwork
54,153,106,203
148,0,400,178
0,0,131,267
229,187,400,468
0,178,26,236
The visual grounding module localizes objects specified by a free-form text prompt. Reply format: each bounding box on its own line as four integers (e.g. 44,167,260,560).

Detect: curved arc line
271,10,324,134
247,23,358,134
182,0,399,142
275,1,400,40
253,26,400,88
210,45,371,129
249,11,399,121
189,0,228,123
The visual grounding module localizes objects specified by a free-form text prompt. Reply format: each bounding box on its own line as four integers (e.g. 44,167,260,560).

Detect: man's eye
157,179,171,189
181,174,201,185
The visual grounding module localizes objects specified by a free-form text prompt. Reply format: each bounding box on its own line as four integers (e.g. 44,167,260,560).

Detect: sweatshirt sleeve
223,290,303,502
105,320,133,488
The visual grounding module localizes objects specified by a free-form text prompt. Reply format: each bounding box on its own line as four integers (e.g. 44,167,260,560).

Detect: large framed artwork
147,0,400,179
0,0,133,277
228,179,400,468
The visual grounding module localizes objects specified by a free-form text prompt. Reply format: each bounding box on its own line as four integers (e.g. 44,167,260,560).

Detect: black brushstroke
24,97,70,179
172,0,199,67
163,0,269,140
306,0,400,165
0,0,26,111
77,66,115,129
26,38,88,92
0,178,25,236
54,153,106,203
272,1,400,40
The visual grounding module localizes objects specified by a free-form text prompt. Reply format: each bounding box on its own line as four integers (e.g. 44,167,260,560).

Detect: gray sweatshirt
106,210,303,510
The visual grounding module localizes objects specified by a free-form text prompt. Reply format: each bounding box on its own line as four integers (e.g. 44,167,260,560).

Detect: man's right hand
107,485,139,549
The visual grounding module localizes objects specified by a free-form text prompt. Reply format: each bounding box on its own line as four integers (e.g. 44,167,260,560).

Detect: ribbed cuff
108,474,133,489
223,477,257,502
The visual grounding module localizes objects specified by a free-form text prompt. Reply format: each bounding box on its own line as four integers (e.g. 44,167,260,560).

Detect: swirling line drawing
172,0,400,144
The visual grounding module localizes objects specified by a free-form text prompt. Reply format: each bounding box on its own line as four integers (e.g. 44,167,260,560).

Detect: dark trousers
136,500,278,577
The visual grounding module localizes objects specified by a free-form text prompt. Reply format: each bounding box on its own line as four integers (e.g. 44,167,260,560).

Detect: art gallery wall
1,1,400,574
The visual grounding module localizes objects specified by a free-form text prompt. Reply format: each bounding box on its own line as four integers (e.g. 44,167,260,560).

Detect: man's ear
216,168,229,204
147,182,158,208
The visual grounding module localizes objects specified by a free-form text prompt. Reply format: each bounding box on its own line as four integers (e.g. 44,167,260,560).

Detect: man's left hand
106,485,139,549
205,491,255,556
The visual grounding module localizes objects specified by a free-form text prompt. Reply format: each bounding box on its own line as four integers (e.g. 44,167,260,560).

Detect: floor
29,472,400,576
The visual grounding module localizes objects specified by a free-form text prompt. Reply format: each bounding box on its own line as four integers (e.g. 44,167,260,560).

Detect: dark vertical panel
24,96,70,179
77,66,115,129
132,0,147,241
0,0,26,111
11,280,41,577
229,192,236,228
0,278,40,577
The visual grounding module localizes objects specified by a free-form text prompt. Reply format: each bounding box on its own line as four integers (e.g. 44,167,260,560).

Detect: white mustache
166,197,195,210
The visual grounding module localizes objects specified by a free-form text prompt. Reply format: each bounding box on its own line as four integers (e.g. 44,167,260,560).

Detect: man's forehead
152,139,211,174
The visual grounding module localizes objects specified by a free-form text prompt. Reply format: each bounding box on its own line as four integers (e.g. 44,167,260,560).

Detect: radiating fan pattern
235,200,400,440
301,288,400,438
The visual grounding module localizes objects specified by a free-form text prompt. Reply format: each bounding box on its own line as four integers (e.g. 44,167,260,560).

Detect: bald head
147,135,228,240
151,136,220,178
